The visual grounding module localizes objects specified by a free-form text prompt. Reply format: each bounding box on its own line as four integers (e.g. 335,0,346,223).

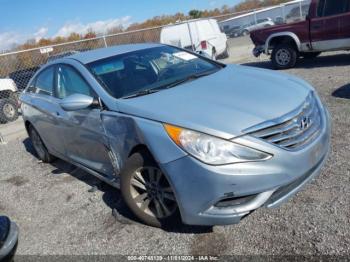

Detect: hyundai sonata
20,43,330,227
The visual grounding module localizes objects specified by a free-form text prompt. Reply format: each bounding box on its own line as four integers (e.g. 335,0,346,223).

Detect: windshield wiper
122,89,159,99
122,69,219,99
156,69,219,90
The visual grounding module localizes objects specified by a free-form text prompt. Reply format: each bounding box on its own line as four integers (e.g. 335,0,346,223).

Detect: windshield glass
87,46,222,99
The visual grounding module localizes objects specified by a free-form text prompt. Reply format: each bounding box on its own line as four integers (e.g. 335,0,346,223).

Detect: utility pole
103,36,108,48
186,21,195,52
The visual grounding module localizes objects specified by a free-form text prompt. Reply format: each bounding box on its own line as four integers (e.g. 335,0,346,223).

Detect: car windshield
87,46,222,99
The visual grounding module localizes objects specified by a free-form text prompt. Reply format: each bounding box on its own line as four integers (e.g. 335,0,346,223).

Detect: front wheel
271,44,298,70
120,150,179,228
0,98,18,123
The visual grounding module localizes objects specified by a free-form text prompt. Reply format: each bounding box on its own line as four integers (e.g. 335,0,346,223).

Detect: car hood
117,65,311,139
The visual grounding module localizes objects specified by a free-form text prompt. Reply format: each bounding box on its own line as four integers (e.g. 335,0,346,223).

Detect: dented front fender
101,111,187,174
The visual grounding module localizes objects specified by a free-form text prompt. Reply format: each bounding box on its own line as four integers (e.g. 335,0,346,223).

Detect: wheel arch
265,32,301,54
128,144,152,158
0,90,15,99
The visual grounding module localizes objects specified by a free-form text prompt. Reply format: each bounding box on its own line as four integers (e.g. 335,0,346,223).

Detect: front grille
248,93,322,150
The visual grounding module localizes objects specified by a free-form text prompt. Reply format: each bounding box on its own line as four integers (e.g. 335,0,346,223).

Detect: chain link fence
0,25,168,125
0,0,310,126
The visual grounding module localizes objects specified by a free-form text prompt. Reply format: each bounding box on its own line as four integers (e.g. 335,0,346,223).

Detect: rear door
26,66,67,155
54,64,114,175
200,20,226,55
310,0,349,51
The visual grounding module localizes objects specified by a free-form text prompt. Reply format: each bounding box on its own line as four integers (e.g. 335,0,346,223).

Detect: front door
55,64,114,175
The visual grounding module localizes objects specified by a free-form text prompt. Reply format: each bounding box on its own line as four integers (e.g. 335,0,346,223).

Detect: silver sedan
20,43,331,227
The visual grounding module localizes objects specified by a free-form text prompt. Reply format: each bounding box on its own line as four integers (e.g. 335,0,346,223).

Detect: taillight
200,41,207,50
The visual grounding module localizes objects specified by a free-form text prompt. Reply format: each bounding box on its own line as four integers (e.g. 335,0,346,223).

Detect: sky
0,0,241,51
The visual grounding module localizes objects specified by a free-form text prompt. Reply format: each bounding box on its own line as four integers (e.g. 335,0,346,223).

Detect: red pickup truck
250,0,350,69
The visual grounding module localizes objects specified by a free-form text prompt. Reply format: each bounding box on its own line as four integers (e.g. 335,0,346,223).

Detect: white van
160,19,229,60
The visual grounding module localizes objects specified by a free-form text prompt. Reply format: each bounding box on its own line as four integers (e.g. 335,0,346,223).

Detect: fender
101,111,187,174
0,78,18,93
265,32,301,54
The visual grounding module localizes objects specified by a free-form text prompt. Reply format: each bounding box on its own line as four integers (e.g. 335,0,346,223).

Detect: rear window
31,67,54,95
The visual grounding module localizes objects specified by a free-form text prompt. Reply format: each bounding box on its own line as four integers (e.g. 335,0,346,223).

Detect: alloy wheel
3,103,16,119
275,49,291,66
129,166,177,219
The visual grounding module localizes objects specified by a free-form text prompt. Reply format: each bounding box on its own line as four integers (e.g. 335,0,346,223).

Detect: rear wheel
28,125,55,163
271,44,298,70
300,52,321,59
222,44,229,59
0,98,18,123
121,150,179,228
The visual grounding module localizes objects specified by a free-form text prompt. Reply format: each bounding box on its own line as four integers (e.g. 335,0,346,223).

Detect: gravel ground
0,51,350,258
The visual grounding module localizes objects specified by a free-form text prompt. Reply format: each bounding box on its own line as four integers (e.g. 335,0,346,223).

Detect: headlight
164,124,272,165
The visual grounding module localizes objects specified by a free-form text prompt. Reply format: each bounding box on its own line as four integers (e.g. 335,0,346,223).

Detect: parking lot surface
0,51,350,256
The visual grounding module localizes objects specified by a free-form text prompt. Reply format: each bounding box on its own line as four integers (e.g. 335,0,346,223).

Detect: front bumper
161,109,331,226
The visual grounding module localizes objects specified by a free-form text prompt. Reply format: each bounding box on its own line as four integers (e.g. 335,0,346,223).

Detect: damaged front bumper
160,109,330,226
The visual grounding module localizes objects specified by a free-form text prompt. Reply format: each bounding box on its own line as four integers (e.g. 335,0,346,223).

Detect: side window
33,67,54,95
56,65,94,99
318,0,349,17
317,0,325,17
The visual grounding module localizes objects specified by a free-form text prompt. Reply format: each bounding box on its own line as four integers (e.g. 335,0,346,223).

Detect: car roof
64,43,164,64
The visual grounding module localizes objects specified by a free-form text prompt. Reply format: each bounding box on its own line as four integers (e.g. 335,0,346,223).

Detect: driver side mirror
60,94,96,111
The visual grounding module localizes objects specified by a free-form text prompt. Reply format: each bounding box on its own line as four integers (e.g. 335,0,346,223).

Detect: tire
271,44,298,70
300,52,321,59
0,98,18,123
120,150,179,228
222,44,229,59
28,125,55,163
